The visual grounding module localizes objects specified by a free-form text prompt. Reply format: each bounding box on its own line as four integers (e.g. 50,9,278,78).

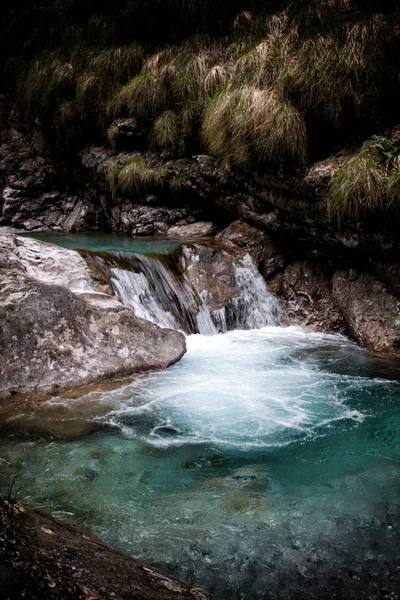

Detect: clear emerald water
1,232,400,597
0,228,182,254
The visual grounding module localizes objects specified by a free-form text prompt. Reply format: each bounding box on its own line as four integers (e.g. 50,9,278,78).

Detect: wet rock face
272,260,400,354
216,220,285,279
271,260,348,334
110,202,206,236
0,129,106,232
181,243,239,312
304,152,350,197
0,235,186,398
332,270,400,354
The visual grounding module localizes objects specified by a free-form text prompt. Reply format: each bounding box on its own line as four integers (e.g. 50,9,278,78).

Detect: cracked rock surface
0,235,186,398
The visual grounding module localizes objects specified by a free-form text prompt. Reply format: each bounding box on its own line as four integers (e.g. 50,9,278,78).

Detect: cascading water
85,244,282,335
226,253,282,330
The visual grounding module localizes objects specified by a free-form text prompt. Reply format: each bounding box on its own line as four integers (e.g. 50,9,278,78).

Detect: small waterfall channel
82,243,282,335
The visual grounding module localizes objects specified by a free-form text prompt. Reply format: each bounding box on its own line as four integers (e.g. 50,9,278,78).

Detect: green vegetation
326,138,400,220
202,86,307,165
106,159,119,202
116,156,168,194
169,173,192,194
2,0,400,217
16,42,144,140
106,155,192,199
151,111,181,152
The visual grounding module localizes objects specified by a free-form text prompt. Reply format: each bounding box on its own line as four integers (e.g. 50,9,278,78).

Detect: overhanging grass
202,85,307,165
7,1,400,171
151,111,181,151
326,148,400,220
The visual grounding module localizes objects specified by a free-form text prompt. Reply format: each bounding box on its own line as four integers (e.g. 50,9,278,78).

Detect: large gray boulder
332,269,400,354
0,235,186,398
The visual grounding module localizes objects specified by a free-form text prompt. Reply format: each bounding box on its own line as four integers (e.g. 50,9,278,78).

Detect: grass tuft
108,71,171,120
106,158,119,202
118,156,168,193
202,85,307,165
151,110,180,151
22,51,75,111
326,144,400,220
204,65,230,94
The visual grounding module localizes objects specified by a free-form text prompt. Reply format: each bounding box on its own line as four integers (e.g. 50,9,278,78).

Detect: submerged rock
0,235,186,398
0,503,208,600
332,269,400,354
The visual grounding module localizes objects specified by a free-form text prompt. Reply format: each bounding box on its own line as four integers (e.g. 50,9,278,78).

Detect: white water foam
93,327,374,449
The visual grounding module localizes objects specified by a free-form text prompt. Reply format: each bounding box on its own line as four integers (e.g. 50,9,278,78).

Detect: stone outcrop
332,269,400,354
2,126,400,356
0,129,106,232
2,127,400,262
216,220,285,279
0,504,208,600
271,260,348,334
166,221,217,237
182,243,240,312
0,235,186,398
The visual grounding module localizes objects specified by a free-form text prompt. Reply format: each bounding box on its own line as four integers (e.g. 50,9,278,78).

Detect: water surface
0,228,182,255
2,328,400,598
2,230,400,597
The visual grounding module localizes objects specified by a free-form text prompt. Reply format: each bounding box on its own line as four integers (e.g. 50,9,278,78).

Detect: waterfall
228,253,282,330
83,244,281,335
110,253,218,335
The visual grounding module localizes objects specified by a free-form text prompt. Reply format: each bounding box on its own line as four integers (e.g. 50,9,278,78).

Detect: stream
1,231,400,598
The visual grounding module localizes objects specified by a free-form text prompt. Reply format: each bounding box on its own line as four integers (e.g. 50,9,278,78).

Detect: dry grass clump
22,52,75,111
326,143,400,219
14,0,400,169
106,158,119,202
117,156,168,193
326,151,386,219
204,65,230,94
107,154,189,199
231,11,294,92
75,43,144,122
108,71,172,120
20,42,144,136
107,35,225,151
202,85,307,165
293,16,389,126
151,111,181,152
107,124,119,149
